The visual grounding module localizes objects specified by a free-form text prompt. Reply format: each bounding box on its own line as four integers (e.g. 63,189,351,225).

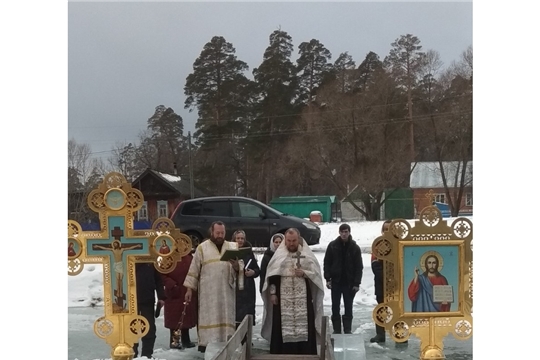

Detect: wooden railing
209,315,335,360
209,315,252,360
321,316,335,360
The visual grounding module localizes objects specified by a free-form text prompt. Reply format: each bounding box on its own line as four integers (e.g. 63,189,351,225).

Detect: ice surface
332,333,367,360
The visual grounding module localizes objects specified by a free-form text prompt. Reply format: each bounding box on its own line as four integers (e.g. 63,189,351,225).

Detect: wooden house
410,161,473,217
131,168,206,223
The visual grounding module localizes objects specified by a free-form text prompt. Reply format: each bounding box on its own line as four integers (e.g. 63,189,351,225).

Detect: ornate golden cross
68,172,192,360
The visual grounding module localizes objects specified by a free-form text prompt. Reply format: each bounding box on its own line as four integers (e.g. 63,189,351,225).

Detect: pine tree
247,29,299,201
252,29,298,124
146,105,186,174
331,52,356,93
184,36,252,194
356,51,383,92
185,36,250,137
296,39,332,104
384,34,426,162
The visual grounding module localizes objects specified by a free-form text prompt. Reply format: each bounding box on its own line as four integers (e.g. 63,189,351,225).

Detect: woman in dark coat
259,233,284,293
161,252,198,349
232,230,260,327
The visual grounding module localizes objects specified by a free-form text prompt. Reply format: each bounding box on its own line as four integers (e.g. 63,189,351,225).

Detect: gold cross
425,189,436,204
68,172,192,360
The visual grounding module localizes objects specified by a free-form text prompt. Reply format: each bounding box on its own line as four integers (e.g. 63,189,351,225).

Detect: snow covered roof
156,171,181,183
410,161,472,189
150,170,205,197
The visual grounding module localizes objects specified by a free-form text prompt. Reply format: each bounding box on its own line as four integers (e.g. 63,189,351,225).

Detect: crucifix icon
293,251,305,269
68,172,193,360
91,225,144,312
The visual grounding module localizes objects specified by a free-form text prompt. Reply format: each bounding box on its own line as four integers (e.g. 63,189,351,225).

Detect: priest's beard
211,235,225,251
286,244,299,253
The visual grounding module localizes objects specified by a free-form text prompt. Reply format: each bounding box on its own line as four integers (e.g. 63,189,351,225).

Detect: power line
70,109,471,158
194,109,472,141
67,93,471,129
192,93,471,125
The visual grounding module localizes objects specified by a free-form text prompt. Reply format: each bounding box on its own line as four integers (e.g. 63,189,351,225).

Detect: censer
171,301,189,349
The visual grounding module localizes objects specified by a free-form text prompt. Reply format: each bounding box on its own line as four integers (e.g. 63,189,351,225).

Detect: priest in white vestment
261,228,325,354
184,221,239,353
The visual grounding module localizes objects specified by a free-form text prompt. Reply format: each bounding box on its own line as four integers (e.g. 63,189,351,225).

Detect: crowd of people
132,220,402,359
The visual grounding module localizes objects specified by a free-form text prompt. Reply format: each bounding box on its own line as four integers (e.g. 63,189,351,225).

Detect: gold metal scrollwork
454,320,472,339
451,218,472,238
104,172,124,189
128,316,149,336
125,191,143,210
420,206,442,227
148,217,192,274
374,304,394,324
391,219,411,238
68,258,84,276
373,191,472,360
95,316,114,338
68,172,192,360
392,321,410,341
88,190,106,212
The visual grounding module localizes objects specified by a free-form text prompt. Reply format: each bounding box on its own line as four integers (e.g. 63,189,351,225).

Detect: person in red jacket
161,252,198,349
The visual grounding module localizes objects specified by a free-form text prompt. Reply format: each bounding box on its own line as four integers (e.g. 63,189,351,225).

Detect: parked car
170,196,321,247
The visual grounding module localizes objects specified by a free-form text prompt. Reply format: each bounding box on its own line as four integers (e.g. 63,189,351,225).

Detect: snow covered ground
68,219,473,360
68,220,389,309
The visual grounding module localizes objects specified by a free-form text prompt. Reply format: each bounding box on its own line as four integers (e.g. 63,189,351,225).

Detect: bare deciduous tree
68,139,106,223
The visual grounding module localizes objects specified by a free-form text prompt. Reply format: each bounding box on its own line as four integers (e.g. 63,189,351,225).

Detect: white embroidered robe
183,240,238,347
261,241,325,345
279,259,310,342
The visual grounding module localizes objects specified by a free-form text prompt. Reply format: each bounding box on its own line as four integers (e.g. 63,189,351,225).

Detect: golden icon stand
68,172,192,360
372,190,472,360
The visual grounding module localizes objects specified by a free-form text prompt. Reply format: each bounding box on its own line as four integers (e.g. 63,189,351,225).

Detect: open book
433,285,454,303
220,247,252,261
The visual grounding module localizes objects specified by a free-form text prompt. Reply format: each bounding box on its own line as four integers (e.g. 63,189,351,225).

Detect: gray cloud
68,1,472,161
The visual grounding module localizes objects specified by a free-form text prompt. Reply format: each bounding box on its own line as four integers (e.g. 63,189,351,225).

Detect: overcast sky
68,1,472,162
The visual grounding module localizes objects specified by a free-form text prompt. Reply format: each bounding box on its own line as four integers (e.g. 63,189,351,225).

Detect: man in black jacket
323,224,363,334
133,263,166,359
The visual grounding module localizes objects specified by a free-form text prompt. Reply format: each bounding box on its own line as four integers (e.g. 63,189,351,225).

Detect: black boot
342,316,353,334
181,329,196,348
331,316,342,334
370,324,386,343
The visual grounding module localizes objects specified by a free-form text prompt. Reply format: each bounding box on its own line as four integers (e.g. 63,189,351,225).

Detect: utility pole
188,131,195,199
408,73,415,164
